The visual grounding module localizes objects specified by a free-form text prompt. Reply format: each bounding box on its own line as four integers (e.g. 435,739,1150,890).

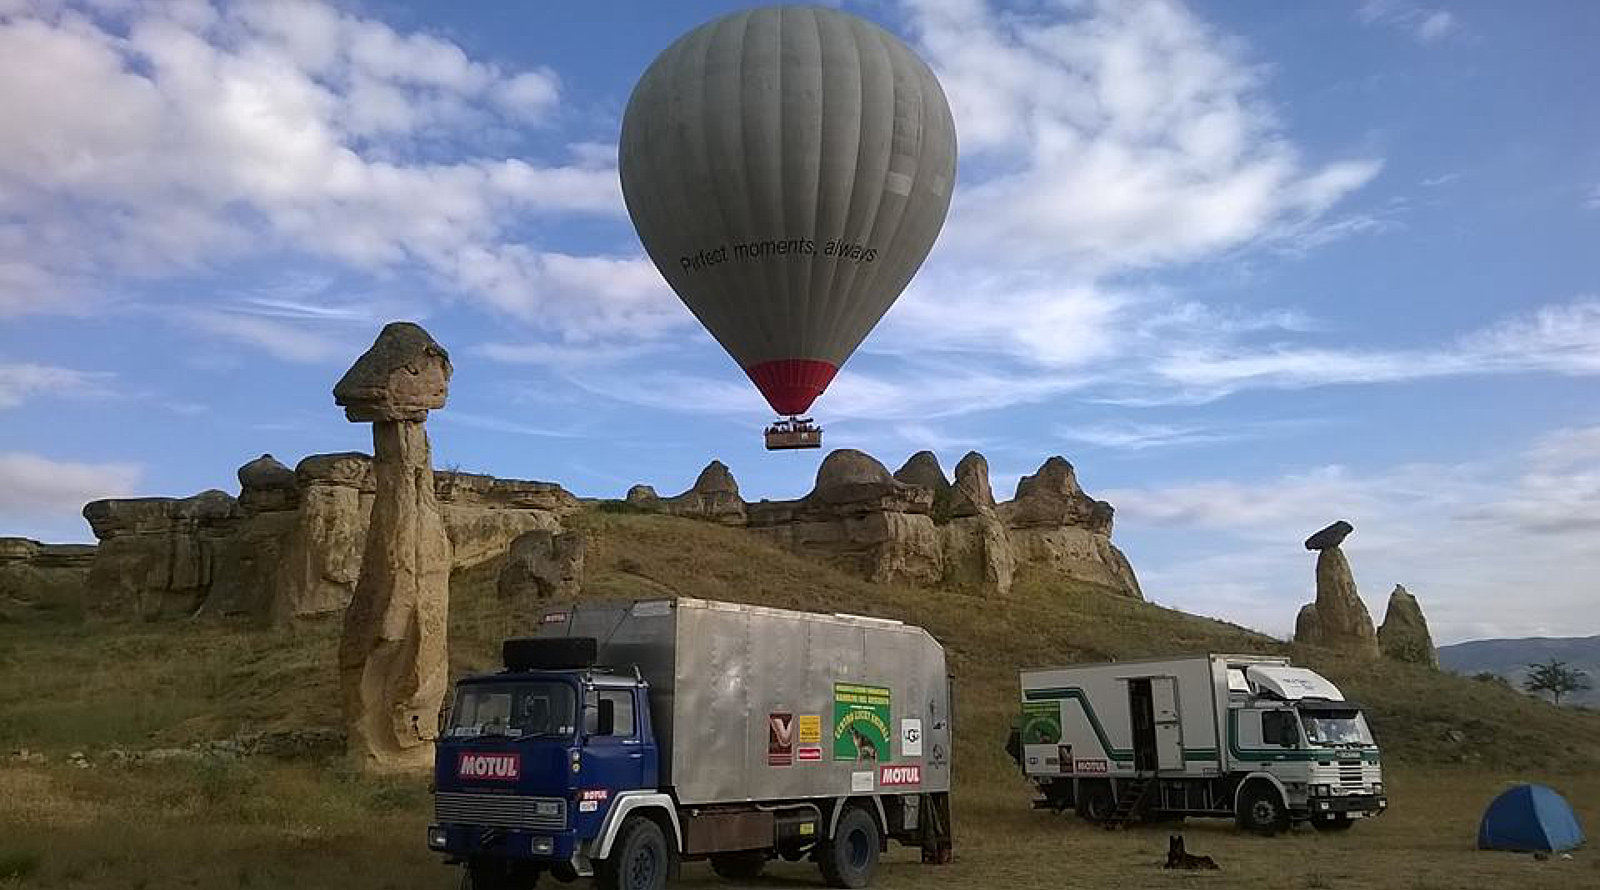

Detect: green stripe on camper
1024,687,1224,764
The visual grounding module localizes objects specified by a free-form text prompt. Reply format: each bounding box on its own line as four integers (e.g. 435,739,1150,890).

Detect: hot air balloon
619,5,957,450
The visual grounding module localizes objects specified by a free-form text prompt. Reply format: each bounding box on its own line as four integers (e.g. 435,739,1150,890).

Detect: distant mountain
1438,635,1600,707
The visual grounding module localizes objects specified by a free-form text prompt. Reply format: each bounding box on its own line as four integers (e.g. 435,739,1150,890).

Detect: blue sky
1,0,1595,644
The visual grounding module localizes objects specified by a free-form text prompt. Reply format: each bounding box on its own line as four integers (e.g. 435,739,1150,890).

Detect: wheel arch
1233,772,1288,812
826,795,889,841
594,792,682,860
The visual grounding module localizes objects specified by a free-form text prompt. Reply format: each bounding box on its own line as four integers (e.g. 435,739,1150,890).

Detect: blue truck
428,598,954,890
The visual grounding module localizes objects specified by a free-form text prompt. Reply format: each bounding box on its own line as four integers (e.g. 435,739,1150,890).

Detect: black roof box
503,637,598,671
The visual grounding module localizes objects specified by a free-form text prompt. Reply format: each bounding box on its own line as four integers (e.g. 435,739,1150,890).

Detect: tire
1236,783,1290,836
1311,814,1356,832
710,850,767,881
818,807,880,889
599,817,669,890
1076,781,1115,824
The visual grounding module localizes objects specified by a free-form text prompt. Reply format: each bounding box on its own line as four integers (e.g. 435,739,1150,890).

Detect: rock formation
663,461,747,525
1000,457,1139,598
497,530,586,600
894,450,953,518
333,321,453,771
749,450,942,585
1293,521,1380,659
1377,584,1438,667
82,490,237,618
0,537,95,614
938,452,1015,595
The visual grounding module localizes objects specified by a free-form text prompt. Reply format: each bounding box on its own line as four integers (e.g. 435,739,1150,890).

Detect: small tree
1522,659,1592,706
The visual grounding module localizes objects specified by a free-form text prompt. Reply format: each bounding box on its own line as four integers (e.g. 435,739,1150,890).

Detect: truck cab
1227,664,1386,832
429,642,662,890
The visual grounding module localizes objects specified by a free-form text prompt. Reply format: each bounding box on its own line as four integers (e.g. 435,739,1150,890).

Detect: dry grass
1,511,1596,888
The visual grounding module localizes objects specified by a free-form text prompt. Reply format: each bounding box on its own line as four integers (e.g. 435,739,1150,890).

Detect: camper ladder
1103,778,1154,830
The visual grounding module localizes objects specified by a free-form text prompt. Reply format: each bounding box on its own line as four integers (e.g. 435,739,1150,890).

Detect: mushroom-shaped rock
949,451,997,518
808,449,930,513
238,454,298,513
1293,535,1379,659
333,322,452,422
1378,584,1438,667
893,451,950,494
1305,520,1354,551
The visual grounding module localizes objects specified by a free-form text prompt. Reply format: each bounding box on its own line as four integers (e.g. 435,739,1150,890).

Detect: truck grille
435,793,567,831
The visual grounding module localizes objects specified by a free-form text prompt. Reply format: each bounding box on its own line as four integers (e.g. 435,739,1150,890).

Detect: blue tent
1478,784,1586,852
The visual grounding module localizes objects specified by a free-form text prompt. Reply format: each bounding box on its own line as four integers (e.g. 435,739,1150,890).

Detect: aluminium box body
536,597,951,806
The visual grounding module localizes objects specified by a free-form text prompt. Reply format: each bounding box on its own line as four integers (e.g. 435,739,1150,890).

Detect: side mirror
596,698,615,737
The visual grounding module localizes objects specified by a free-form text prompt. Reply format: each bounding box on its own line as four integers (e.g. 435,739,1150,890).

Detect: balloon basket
764,417,823,451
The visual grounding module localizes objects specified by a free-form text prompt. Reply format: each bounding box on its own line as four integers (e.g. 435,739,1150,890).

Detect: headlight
530,836,555,856
1371,782,1383,795
428,826,449,850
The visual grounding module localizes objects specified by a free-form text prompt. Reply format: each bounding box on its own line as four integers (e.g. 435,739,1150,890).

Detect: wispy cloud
0,362,113,408
437,411,585,439
179,309,345,363
1104,425,1600,642
0,451,142,536
1358,1,1459,45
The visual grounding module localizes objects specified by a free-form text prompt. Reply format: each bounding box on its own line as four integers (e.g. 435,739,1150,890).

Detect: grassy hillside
2,512,1598,889
4,511,1597,772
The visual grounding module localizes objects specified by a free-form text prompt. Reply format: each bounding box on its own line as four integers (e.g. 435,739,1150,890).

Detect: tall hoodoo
1294,520,1379,659
333,321,454,771
619,6,958,448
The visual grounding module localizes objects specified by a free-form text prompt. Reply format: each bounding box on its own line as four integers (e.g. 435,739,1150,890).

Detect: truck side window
585,689,636,738
1262,710,1297,746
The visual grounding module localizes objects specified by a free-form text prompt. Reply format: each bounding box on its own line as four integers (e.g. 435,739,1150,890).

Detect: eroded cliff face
80,453,578,622
644,449,1142,598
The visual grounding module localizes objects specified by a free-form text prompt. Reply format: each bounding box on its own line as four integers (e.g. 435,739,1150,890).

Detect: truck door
1150,677,1184,772
583,687,645,793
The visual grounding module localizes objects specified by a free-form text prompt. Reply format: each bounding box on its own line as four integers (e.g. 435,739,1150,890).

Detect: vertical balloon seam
815,18,892,369
708,11,761,367
804,9,852,367
771,7,798,366
820,25,900,368
744,10,784,361
791,6,825,363
802,10,862,375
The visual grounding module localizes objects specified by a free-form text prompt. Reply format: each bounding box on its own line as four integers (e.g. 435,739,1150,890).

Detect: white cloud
179,308,344,363
904,0,1381,271
1104,426,1600,642
0,362,111,408
1055,421,1246,451
0,0,643,341
0,451,142,533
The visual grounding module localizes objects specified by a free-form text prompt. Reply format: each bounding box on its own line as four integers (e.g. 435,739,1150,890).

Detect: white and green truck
1013,654,1387,833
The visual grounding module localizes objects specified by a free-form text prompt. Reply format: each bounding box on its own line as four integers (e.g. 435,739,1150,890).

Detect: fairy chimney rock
333,322,452,422
1377,584,1439,667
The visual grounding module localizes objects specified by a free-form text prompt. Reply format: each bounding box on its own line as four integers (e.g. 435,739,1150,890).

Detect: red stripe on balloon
745,359,838,416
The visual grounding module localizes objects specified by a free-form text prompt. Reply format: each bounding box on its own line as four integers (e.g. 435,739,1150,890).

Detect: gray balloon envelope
619,5,957,416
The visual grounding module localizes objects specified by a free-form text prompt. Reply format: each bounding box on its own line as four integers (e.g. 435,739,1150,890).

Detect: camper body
429,598,953,890
1016,654,1385,833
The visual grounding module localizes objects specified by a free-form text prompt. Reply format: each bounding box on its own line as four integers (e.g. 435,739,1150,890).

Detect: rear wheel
1236,784,1290,836
709,850,767,881
1076,781,1115,824
599,817,668,890
1311,814,1356,832
818,806,880,889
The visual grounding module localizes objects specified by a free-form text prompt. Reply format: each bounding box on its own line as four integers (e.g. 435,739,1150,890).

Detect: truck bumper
1306,794,1388,817
428,823,584,863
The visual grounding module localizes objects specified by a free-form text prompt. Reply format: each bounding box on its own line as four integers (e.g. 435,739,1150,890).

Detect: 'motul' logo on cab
457,752,521,780
878,765,921,786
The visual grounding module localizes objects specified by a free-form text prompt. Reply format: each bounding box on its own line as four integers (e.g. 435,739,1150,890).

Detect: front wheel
1236,784,1290,836
818,807,880,889
1311,814,1356,832
599,817,669,890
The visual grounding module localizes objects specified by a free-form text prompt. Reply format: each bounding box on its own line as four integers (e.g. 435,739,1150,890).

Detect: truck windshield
448,681,577,740
1298,708,1374,746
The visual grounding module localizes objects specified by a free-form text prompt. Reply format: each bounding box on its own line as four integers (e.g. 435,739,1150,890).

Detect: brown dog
1165,835,1219,870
